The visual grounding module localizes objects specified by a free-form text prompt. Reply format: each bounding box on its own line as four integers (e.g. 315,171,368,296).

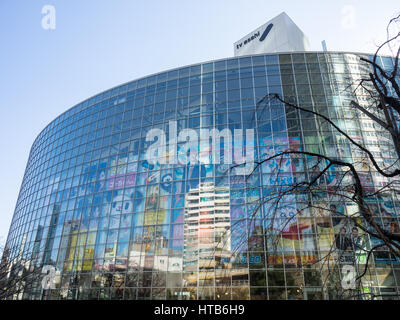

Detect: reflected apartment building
2,12,400,299
184,182,238,299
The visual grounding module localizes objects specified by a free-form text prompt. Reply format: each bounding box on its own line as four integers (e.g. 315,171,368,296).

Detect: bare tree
0,237,60,300
227,14,400,300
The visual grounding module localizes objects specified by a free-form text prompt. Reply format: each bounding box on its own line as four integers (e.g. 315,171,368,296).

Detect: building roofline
30,50,395,151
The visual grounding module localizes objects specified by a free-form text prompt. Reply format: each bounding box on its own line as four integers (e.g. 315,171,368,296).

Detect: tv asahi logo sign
236,23,273,50
145,121,255,175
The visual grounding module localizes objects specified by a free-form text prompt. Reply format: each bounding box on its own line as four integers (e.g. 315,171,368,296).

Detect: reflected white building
183,183,231,277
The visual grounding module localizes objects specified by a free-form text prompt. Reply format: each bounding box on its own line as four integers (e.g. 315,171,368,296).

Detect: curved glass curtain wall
4,52,400,300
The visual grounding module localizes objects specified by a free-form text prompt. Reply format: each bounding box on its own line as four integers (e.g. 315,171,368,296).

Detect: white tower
233,12,310,56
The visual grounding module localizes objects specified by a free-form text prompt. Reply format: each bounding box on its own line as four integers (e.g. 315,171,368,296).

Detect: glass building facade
3,52,400,300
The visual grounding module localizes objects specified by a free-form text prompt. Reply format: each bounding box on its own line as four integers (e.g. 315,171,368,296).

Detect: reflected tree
230,14,400,300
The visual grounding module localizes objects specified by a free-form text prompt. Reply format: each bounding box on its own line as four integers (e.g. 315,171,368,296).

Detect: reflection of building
43,204,61,266
63,221,85,272
183,183,231,277
31,226,44,262
127,249,182,272
3,12,400,299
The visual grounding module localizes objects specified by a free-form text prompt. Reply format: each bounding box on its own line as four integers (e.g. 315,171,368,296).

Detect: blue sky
0,0,398,242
